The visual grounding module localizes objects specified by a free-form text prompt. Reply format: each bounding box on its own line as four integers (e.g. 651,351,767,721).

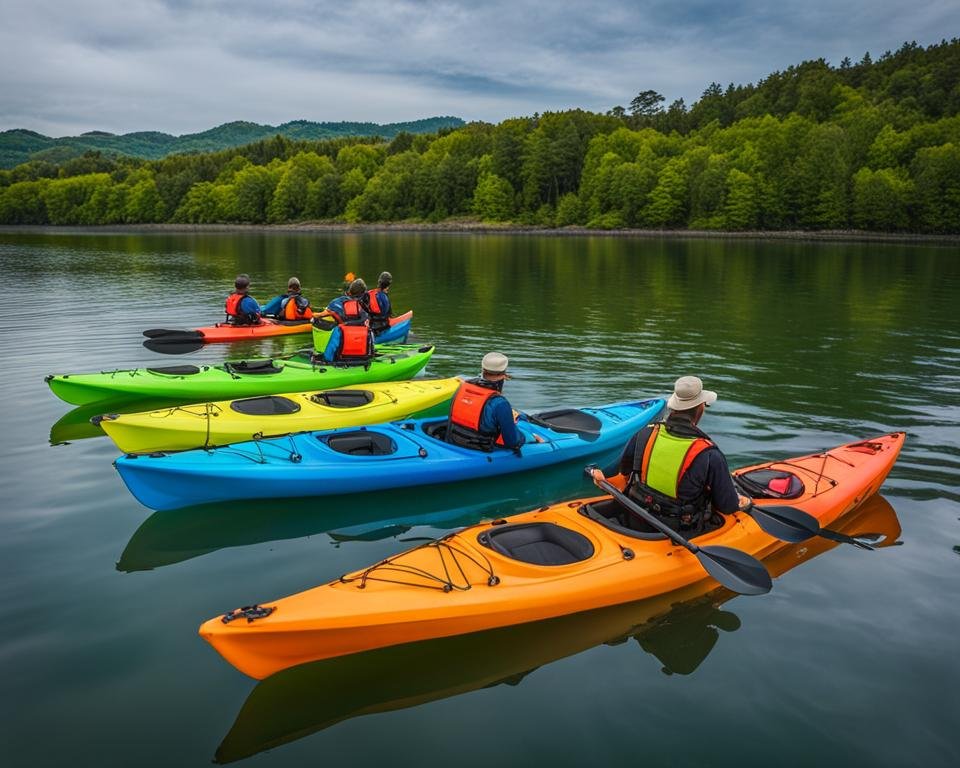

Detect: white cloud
1,0,957,135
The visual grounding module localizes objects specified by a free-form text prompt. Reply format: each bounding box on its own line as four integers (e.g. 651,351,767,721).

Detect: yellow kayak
96,377,460,453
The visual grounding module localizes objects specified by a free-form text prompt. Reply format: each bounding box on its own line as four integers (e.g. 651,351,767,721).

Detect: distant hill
0,117,465,169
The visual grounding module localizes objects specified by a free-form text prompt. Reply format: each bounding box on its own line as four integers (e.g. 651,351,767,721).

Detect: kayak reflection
49,397,192,445
117,448,625,571
214,494,901,763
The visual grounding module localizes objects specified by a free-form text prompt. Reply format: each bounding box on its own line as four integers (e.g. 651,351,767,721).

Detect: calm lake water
1,229,958,767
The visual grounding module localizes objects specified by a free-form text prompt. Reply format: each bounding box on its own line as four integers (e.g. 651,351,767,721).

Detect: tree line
2,39,958,233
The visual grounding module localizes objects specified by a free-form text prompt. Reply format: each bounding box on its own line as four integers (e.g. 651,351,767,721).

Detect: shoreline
1,222,957,244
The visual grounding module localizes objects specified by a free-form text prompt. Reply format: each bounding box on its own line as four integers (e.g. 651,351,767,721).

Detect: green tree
472,173,515,221
851,166,913,230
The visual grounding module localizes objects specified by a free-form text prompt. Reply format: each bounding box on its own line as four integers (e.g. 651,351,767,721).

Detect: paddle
143,332,206,355
585,467,772,596
733,480,877,551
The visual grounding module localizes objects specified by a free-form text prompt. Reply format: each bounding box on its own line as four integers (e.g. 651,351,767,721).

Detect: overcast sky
2,0,957,137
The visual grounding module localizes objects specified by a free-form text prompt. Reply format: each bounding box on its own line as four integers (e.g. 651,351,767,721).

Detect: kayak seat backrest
311,390,376,408
579,500,668,541
528,408,602,436
224,360,284,375
736,469,804,500
477,522,594,565
422,420,448,441
230,396,301,416
323,431,396,456
147,365,202,376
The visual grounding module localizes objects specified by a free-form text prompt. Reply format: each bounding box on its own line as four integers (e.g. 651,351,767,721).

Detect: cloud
1,0,957,136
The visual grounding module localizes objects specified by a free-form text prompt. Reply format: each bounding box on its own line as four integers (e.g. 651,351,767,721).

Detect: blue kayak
114,398,665,511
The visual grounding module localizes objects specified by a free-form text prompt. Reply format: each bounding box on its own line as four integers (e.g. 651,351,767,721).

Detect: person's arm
491,398,525,448
241,295,261,314
322,327,342,363
705,451,741,514
381,291,392,317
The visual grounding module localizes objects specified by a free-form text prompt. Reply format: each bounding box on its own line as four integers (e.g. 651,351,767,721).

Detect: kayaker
362,271,393,333
616,375,739,534
315,282,375,365
327,278,368,321
279,277,314,320
446,352,525,452
261,277,313,319
224,275,262,325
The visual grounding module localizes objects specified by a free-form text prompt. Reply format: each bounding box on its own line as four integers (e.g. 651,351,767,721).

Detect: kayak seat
147,365,202,376
422,420,448,440
528,409,602,437
310,390,376,408
579,500,668,541
477,522,594,565
223,360,284,375
323,431,396,456
230,396,301,416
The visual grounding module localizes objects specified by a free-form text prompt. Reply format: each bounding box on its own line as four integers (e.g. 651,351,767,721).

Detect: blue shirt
480,392,526,449
326,295,351,318
260,295,284,316
369,289,391,317
239,295,261,316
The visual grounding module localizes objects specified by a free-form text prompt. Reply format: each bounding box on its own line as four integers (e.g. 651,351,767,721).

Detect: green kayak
45,345,436,406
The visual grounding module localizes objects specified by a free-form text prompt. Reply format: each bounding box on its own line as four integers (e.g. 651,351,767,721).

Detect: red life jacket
364,289,390,332
365,289,383,315
282,294,312,320
335,323,374,363
446,380,506,451
335,298,366,324
224,292,259,325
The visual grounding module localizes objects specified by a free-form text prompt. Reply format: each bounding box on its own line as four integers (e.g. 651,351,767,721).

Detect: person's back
363,271,393,333
317,279,375,364
618,376,739,534
224,275,261,325
279,277,313,321
446,353,525,452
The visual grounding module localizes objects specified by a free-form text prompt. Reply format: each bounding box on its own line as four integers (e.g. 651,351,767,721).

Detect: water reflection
49,397,198,444
116,449,624,571
213,494,901,763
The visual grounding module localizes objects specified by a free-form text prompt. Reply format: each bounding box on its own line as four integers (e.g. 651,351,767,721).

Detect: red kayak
143,310,413,352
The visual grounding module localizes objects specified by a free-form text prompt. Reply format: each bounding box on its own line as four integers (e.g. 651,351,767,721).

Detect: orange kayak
200,432,904,679
214,494,902,761
143,310,413,346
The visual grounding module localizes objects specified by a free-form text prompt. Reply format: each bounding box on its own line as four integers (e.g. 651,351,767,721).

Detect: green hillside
2,40,958,233
0,117,465,169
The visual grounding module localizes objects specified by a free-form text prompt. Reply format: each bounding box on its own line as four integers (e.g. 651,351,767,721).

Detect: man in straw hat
446,352,525,452
615,376,739,534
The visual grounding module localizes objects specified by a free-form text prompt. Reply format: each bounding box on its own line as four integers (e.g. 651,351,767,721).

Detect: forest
1,39,958,233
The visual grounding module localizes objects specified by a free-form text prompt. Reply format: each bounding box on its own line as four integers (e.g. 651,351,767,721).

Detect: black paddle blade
143,328,203,339
746,504,819,544
697,545,773,595
143,336,205,355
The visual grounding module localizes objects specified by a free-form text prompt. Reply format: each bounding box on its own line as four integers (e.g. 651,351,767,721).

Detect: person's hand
512,409,520,422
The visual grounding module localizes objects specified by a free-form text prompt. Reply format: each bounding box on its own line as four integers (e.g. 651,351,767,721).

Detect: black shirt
617,416,740,514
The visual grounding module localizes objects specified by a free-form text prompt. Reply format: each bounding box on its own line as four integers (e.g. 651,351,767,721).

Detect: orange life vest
225,292,259,325
282,294,313,320
447,380,505,451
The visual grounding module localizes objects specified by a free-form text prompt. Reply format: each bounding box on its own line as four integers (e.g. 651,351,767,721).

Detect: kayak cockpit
477,522,595,565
